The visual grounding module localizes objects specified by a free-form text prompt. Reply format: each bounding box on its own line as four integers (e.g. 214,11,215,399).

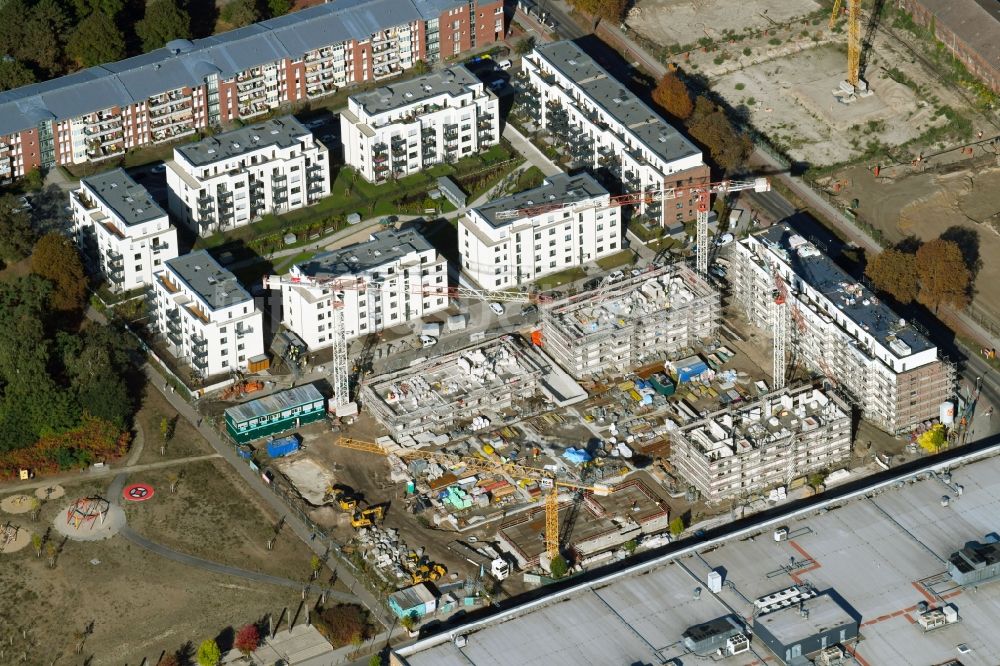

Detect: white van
496,59,512,71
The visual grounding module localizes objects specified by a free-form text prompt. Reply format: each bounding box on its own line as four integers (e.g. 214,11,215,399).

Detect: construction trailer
541,265,720,380
225,384,326,444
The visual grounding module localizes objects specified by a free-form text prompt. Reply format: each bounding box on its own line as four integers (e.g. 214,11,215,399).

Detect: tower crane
494,178,771,276
335,437,610,561
830,0,864,92
262,274,550,412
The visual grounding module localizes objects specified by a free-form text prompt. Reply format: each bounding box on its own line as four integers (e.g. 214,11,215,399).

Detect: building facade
0,0,503,181
341,65,500,183
670,386,852,501
225,384,326,443
71,168,178,292
517,41,710,228
753,590,859,665
150,250,265,378
460,172,621,289
542,264,720,379
274,227,448,349
729,224,955,434
166,116,330,234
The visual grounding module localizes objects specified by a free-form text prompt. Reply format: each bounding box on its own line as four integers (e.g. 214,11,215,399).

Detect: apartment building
671,386,852,502
166,116,330,234
274,227,448,349
518,41,710,228
150,250,265,378
0,0,503,181
70,169,178,293
542,264,720,379
459,172,621,289
730,224,955,434
341,65,500,183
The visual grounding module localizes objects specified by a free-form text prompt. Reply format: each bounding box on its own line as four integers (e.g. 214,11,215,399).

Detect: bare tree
45,542,57,569
31,534,42,558
29,498,41,522
167,472,180,493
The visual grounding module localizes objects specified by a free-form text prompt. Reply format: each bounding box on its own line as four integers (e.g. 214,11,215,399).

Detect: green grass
536,266,587,290
516,166,546,192
596,250,637,270
628,221,665,243
276,250,319,272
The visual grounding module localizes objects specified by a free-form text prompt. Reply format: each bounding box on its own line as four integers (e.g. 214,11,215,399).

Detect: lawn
596,250,637,270
536,266,587,290
516,166,546,192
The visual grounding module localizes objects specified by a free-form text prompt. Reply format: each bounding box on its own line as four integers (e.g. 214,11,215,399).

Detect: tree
266,0,290,17
196,639,221,666
622,539,638,555
0,59,36,91
220,0,259,28
30,233,88,312
31,533,42,557
652,68,693,121
318,604,369,647
549,553,568,578
23,0,72,75
916,239,971,311
157,654,180,666
917,423,946,454
669,516,685,537
865,248,918,304
567,0,627,22
410,59,429,75
0,196,39,263
160,415,176,443
399,613,418,632
515,36,536,56
70,0,124,20
310,554,322,579
29,497,41,521
167,471,180,493
66,11,125,67
687,97,752,173
136,0,191,52
234,624,260,657
46,541,58,568
368,654,383,666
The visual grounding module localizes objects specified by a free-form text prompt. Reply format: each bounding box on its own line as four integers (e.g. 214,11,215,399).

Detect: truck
490,557,510,580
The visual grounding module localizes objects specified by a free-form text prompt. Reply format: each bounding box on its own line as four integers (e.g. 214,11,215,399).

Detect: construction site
542,265,721,380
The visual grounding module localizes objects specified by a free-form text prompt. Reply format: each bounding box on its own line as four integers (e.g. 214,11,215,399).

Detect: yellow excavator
350,504,386,529
324,484,360,512
411,563,447,584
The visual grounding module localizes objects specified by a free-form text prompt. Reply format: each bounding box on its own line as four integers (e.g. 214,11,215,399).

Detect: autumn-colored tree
916,239,971,311
234,624,260,657
568,0,627,22
917,423,946,454
652,68,693,121
319,604,370,647
865,248,918,304
196,638,221,666
669,516,685,537
30,233,88,312
157,654,180,666
687,99,752,173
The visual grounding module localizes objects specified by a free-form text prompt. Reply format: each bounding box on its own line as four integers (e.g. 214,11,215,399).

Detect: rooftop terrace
175,116,313,167
352,65,483,118
80,168,166,227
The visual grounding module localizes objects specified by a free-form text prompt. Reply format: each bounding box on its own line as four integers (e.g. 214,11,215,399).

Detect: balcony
192,354,208,370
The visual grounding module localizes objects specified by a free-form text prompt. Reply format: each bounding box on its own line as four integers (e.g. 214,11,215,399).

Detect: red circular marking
123,483,155,502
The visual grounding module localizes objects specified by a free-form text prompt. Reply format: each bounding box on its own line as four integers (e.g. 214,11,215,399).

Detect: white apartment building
274,227,448,350
459,172,621,289
166,116,330,235
671,386,852,502
150,250,265,378
518,41,710,230
340,65,500,184
71,168,178,293
730,224,955,434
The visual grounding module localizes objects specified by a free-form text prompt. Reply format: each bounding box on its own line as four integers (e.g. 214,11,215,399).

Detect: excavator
405,551,447,584
350,504,386,529
323,484,361,512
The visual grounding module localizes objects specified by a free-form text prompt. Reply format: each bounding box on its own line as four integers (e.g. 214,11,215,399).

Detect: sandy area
0,523,31,553
272,456,337,506
34,483,65,500
629,0,821,44
55,500,126,541
1,494,34,514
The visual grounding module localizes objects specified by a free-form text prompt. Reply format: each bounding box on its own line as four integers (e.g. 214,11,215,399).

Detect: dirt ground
829,159,1000,320
135,385,214,464
629,0,821,45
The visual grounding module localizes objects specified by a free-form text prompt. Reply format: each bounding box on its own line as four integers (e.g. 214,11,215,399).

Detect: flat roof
176,116,311,167
0,0,464,137
395,446,1000,666
755,224,933,356
351,65,482,117
296,227,434,278
755,592,856,647
472,172,608,228
81,168,166,226
949,539,1000,574
532,41,701,167
389,582,438,608
166,250,252,310
225,384,324,423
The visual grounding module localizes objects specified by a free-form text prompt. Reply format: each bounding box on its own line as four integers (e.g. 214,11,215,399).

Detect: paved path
119,525,359,603
502,123,562,177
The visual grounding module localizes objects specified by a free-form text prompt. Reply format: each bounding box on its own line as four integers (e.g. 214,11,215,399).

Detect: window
221,360,228,367
220,338,227,345
133,253,141,260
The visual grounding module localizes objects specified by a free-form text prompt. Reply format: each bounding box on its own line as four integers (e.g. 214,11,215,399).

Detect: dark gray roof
473,172,608,227
297,228,435,277
533,41,701,167
754,592,856,646
352,65,482,117
166,250,252,310
225,384,324,423
916,0,1000,70
0,0,442,137
175,116,313,167
757,224,933,356
949,539,1000,574
81,168,166,227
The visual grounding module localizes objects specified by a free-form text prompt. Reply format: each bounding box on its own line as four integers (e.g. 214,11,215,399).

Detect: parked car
716,232,734,246
608,270,625,282
496,59,512,70
630,268,642,277
522,304,538,316
489,302,505,316
150,164,167,174
419,335,437,348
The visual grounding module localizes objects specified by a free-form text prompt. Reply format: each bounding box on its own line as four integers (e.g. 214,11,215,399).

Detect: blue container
266,435,300,458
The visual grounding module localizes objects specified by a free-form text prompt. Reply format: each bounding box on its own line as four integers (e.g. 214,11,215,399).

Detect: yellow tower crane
830,0,863,89
334,437,609,560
